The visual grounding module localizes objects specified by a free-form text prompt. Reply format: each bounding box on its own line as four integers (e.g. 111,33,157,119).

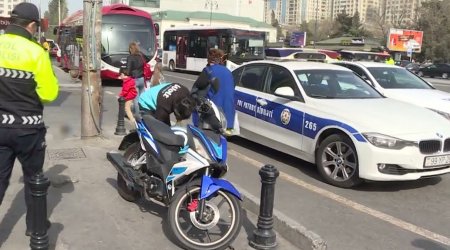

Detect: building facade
0,0,23,17
381,0,423,26
122,0,265,23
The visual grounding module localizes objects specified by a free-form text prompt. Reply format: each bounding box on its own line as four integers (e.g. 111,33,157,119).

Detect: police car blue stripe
235,90,366,143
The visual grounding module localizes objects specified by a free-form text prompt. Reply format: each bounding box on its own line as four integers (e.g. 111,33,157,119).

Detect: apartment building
264,0,283,24
303,0,329,23
330,0,380,22
0,0,23,17
381,0,422,25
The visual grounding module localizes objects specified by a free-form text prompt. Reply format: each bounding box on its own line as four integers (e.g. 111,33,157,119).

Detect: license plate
424,154,450,168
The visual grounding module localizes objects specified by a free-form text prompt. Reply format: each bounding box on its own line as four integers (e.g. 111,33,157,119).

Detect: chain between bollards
249,164,280,250
29,172,51,250
114,96,126,135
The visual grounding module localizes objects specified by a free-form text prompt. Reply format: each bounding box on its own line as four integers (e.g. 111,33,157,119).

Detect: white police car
333,61,450,121
232,61,450,188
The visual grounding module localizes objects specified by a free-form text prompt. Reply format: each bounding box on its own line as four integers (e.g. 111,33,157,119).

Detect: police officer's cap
11,3,40,26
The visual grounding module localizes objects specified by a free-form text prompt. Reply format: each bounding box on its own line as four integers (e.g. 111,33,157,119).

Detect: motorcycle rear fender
200,175,241,200
119,131,139,150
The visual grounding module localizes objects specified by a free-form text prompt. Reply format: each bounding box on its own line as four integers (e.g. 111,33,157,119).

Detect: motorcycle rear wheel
116,142,143,202
167,180,242,250
116,172,140,202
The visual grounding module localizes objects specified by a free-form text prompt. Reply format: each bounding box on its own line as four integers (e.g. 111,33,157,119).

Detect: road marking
228,149,450,246
164,73,195,82
105,90,115,95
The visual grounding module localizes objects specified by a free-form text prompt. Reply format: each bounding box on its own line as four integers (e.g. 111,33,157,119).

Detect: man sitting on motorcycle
138,82,196,126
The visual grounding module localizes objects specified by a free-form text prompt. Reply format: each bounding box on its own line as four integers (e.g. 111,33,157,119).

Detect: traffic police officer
0,2,59,235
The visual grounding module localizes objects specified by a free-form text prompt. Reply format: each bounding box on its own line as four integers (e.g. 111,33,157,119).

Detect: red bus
54,4,158,80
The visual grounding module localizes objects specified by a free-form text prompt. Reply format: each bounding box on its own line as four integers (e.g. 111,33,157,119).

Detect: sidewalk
0,75,300,249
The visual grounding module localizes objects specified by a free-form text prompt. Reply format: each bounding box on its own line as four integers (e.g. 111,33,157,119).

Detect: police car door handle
256,98,268,106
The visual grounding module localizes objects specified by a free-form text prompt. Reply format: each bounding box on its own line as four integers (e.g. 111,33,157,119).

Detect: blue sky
28,0,83,16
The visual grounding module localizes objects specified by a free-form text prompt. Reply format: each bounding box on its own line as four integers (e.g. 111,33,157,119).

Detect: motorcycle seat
142,115,185,147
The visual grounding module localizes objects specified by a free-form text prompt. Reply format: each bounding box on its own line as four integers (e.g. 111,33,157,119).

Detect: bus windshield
102,14,156,57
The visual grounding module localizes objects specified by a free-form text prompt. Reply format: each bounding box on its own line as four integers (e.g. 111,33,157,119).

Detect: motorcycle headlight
362,133,416,150
428,108,450,121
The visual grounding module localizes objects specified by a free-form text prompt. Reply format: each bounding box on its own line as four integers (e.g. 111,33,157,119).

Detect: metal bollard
114,96,127,135
249,165,279,250
29,172,50,250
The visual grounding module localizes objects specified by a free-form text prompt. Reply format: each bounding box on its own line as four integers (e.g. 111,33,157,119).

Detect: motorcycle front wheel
168,181,242,250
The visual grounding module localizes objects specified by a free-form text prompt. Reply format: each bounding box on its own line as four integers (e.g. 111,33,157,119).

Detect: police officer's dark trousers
0,127,46,229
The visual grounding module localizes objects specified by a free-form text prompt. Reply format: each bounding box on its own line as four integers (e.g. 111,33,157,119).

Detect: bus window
207,36,218,50
189,35,207,58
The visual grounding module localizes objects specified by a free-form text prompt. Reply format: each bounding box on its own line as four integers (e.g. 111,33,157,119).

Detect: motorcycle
106,96,242,250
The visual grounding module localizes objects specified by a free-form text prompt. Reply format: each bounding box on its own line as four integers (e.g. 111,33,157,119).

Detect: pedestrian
0,2,59,236
385,56,395,65
138,83,196,126
118,69,138,124
40,36,49,52
126,41,145,113
192,48,236,135
149,62,165,87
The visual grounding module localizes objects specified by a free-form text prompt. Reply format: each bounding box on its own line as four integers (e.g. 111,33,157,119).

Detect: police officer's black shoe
25,220,51,236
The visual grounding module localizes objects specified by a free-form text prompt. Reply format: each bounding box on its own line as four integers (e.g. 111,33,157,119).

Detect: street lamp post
58,0,61,26
205,0,218,26
38,0,42,38
314,0,318,48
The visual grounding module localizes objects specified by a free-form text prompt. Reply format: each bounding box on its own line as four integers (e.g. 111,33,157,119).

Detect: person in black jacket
124,41,145,113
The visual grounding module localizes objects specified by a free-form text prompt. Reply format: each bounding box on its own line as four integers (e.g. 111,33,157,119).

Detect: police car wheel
316,133,363,188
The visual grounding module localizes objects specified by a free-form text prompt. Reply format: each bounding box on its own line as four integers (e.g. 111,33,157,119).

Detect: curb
236,185,327,250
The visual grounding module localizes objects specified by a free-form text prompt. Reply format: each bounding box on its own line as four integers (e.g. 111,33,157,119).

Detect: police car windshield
367,67,433,89
295,69,382,99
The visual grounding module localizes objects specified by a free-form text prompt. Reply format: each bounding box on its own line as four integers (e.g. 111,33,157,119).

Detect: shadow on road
411,238,448,250
0,164,74,249
45,90,72,107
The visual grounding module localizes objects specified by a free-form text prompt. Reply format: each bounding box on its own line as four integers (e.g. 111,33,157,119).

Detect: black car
417,63,450,79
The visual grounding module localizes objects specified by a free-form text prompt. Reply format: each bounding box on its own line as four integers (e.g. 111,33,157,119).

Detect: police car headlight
428,108,450,121
362,133,416,150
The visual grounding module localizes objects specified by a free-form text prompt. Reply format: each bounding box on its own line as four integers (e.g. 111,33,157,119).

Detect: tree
416,0,450,62
270,10,282,40
331,11,371,38
45,0,69,27
331,11,353,37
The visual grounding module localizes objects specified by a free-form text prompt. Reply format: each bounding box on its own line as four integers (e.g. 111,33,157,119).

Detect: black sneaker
25,220,51,236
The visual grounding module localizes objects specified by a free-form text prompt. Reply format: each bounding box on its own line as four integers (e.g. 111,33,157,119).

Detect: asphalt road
57,65,450,250
424,77,450,93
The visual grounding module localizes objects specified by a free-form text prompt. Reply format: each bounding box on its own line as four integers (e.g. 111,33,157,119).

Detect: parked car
405,62,421,74
417,63,450,79
395,60,411,67
232,60,450,188
333,61,450,122
47,39,60,58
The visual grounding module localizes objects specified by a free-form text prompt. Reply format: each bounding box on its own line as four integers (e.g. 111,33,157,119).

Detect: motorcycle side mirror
210,77,220,93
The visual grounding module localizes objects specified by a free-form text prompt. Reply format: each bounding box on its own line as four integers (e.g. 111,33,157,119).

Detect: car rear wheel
316,134,363,188
442,73,448,79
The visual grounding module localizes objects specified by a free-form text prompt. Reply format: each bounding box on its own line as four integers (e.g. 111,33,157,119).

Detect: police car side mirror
274,87,300,101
